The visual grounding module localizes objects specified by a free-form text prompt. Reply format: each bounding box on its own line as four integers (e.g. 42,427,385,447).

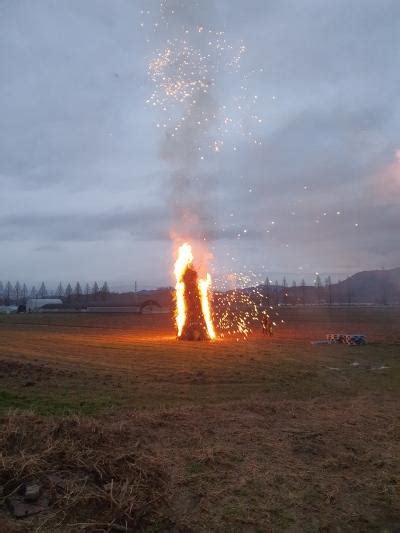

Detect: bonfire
174,243,216,340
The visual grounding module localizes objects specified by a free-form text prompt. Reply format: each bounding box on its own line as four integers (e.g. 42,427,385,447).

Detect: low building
26,298,63,312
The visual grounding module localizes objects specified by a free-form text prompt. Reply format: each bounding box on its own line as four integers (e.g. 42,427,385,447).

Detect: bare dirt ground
0,307,399,531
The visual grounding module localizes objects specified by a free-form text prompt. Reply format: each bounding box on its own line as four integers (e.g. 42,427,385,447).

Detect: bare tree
85,283,90,302
301,279,306,304
274,280,280,305
5,281,13,305
30,286,37,299
0,281,3,304
282,276,288,305
263,276,270,306
291,280,297,305
14,281,21,303
325,276,333,305
315,274,322,304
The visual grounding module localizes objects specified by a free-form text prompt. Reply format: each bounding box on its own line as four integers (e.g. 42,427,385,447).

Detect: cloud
0,208,170,242
1,0,400,283
32,244,62,252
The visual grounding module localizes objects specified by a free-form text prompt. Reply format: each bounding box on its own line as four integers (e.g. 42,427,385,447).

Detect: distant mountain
249,267,400,305
336,267,400,304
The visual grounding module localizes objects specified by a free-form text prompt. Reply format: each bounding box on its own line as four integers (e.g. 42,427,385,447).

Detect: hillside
260,267,400,305
337,267,400,304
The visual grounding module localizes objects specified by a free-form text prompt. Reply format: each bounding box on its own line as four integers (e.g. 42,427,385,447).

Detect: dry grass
0,396,399,531
0,307,399,530
0,412,170,531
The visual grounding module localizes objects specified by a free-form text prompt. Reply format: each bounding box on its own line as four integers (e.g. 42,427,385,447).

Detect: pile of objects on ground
326,333,367,345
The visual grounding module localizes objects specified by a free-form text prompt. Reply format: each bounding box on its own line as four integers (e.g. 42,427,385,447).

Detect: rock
7,496,49,518
24,483,41,502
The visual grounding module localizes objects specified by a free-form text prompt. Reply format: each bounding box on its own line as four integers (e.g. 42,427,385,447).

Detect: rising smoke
146,0,252,244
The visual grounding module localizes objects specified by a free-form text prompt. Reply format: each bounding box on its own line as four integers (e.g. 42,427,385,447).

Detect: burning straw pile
174,243,216,341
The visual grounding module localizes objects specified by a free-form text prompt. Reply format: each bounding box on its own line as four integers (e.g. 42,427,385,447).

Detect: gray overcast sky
1,0,399,290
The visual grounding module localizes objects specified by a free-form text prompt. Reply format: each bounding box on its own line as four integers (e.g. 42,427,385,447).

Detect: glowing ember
174,243,216,340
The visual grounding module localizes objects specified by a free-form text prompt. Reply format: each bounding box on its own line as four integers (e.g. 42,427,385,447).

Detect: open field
0,307,399,531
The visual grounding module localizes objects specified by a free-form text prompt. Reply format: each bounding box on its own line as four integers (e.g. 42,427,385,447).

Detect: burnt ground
0,307,399,531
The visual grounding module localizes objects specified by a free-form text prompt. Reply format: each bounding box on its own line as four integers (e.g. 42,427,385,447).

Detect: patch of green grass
270,508,296,529
188,461,208,475
0,389,122,415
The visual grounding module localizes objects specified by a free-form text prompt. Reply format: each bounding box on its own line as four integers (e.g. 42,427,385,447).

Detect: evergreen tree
85,283,90,302
101,281,109,301
56,282,64,298
74,282,82,301
30,286,37,299
264,276,270,302
92,282,99,301
65,283,73,302
38,282,47,298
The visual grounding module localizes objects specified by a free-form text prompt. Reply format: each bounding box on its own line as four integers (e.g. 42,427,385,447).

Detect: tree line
0,281,110,305
262,275,355,305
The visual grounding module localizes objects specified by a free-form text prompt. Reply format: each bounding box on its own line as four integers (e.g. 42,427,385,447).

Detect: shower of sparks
143,5,263,156
212,271,283,340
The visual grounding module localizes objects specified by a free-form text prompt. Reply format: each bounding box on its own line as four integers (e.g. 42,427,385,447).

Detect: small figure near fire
174,243,216,341
261,313,273,336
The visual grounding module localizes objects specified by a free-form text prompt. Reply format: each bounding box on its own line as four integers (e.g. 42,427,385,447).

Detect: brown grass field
0,307,399,531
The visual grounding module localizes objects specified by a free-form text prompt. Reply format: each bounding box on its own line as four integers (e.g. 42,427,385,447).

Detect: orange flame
174,243,193,337
198,272,216,339
174,243,216,339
